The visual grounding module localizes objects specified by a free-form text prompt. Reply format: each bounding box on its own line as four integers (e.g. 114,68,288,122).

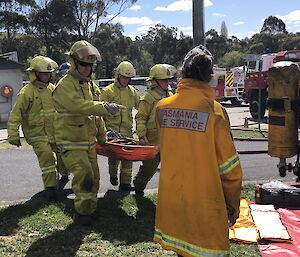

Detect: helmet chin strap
154,79,168,96
74,59,93,77
35,72,51,84
117,75,131,87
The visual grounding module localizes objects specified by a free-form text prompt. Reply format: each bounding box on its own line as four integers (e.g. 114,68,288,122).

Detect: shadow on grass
24,190,156,257
0,188,73,236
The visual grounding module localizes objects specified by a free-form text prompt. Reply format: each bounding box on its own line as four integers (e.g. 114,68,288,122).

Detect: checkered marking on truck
225,71,233,87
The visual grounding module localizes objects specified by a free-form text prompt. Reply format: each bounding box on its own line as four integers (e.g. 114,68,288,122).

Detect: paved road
0,105,297,204
0,140,297,204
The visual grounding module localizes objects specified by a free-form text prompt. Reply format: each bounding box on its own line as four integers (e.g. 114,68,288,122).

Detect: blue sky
107,0,300,39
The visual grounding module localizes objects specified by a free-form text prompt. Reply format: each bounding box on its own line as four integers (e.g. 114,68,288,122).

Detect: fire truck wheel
0,85,14,98
249,97,266,119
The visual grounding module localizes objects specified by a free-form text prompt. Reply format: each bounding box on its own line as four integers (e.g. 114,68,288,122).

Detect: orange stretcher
96,138,159,161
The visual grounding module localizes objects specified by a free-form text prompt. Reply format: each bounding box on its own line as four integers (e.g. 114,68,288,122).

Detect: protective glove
228,215,238,227
107,130,122,140
139,135,149,145
8,138,21,147
104,103,126,115
227,206,238,227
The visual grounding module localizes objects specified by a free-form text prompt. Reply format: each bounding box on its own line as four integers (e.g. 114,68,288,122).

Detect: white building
0,52,23,123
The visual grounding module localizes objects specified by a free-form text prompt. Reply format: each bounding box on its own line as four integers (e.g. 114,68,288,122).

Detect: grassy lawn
0,184,261,257
231,129,268,139
0,138,31,150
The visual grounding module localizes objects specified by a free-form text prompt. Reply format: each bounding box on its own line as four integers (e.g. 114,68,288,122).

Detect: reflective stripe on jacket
8,81,56,144
136,89,172,145
52,74,108,150
154,78,243,257
99,79,140,136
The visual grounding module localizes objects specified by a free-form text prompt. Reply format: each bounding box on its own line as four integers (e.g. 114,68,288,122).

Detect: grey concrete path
1,105,296,205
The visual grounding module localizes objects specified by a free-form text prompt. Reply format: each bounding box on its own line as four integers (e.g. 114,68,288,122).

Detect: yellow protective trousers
32,141,58,188
133,154,160,191
108,158,132,185
62,148,100,215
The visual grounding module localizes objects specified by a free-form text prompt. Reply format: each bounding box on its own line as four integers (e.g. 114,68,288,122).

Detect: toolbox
255,182,300,207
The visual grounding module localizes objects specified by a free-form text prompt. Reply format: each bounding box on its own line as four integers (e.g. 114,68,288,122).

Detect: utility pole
193,0,205,46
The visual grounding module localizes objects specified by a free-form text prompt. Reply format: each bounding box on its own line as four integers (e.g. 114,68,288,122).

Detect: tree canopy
260,16,288,35
0,7,299,78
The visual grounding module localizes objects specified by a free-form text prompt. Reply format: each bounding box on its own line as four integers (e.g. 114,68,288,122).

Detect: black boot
134,188,145,196
110,176,118,186
74,214,94,226
119,184,134,191
58,175,69,190
45,187,57,201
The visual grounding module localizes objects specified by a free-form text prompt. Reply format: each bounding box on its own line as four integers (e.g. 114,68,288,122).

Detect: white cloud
213,13,226,17
234,21,245,26
129,4,141,11
155,0,213,12
177,26,193,37
137,25,152,32
181,31,193,37
124,32,137,40
276,10,300,25
136,24,163,35
229,31,256,39
108,15,160,26
177,26,193,31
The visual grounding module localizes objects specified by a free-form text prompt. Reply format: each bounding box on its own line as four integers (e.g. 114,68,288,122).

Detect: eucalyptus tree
0,0,36,38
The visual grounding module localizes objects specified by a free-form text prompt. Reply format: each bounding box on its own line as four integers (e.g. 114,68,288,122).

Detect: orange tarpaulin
229,199,259,243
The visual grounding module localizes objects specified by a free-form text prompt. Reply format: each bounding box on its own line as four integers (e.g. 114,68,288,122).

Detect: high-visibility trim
41,165,56,175
219,153,240,175
7,122,19,129
56,113,82,117
40,110,56,117
76,192,95,200
24,111,55,117
154,228,229,257
57,141,92,150
27,136,49,144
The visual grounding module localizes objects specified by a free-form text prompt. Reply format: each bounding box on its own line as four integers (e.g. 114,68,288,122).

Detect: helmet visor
74,45,101,63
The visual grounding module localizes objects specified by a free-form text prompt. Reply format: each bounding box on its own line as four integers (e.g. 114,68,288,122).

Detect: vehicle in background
242,50,300,119
94,76,149,96
0,51,23,124
214,67,245,105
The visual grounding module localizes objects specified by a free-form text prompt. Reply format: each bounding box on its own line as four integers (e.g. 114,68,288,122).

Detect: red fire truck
214,67,245,105
243,50,300,119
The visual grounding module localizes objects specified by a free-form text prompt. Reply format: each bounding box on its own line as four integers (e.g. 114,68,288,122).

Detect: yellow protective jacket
99,79,140,136
154,78,243,257
8,81,56,144
52,74,108,150
135,89,172,145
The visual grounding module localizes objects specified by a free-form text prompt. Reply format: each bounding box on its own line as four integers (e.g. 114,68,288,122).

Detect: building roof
0,57,23,70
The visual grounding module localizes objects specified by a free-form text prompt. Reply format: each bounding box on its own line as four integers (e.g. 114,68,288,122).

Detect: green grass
232,129,268,139
0,185,260,257
0,138,31,150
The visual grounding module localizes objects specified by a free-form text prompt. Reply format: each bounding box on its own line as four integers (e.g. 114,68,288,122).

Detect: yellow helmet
69,40,101,64
115,61,136,78
27,56,58,73
147,64,173,81
162,64,177,78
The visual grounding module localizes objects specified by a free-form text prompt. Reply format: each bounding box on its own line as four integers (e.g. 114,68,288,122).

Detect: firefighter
99,61,140,191
7,55,60,200
154,45,243,257
52,40,121,225
133,64,174,196
55,62,71,83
